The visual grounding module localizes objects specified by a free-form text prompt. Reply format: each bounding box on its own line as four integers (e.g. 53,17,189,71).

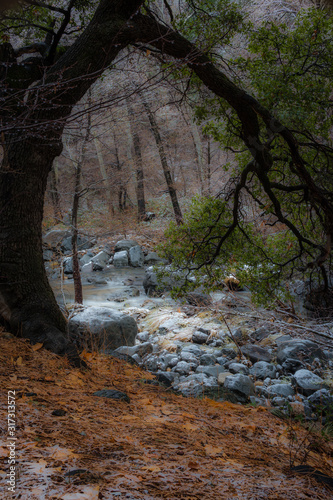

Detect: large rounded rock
250,361,277,380
241,344,272,363
91,250,110,271
266,384,294,398
61,235,94,252
292,369,326,396
114,239,138,252
223,374,255,402
113,250,129,267
277,340,326,365
128,245,144,267
68,307,137,352
43,229,70,249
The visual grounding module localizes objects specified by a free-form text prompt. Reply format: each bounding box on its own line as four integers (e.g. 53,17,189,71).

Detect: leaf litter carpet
0,332,332,499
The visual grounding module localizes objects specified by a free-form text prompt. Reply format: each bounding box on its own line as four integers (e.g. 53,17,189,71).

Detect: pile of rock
42,230,164,277
114,323,333,421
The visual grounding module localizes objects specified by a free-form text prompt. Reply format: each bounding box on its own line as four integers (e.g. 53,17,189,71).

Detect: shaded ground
0,330,332,499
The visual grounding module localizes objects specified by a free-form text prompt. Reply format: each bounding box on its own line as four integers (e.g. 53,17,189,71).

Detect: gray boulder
113,250,129,267
200,354,217,366
293,369,326,396
180,351,199,368
174,361,192,375
277,340,326,365
91,250,110,271
61,235,94,252
128,245,144,267
223,374,255,402
115,342,153,358
62,256,73,274
68,306,137,352
175,373,218,398
250,361,277,380
80,253,93,266
307,389,333,414
241,344,272,363
192,329,209,344
196,365,227,378
144,252,163,265
43,229,70,249
228,362,249,375
182,344,202,356
265,384,294,398
81,262,93,274
114,239,138,252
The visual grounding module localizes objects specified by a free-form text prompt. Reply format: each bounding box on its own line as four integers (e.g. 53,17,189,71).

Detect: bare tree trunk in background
50,159,62,222
113,135,128,211
93,137,115,219
71,158,83,305
126,101,146,221
189,120,205,195
142,98,183,225
206,136,211,196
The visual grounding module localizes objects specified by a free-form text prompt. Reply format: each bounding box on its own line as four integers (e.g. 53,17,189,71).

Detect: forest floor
0,329,332,499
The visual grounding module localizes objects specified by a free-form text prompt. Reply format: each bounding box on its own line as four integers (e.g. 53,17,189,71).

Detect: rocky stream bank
43,229,333,424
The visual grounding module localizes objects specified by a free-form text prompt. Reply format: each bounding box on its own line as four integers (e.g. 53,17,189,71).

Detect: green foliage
158,195,306,306
158,8,333,307
174,0,245,56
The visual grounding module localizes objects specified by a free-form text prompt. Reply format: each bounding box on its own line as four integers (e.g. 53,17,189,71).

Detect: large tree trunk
0,136,81,363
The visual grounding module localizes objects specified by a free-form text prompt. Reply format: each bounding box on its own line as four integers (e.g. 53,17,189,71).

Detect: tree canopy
1,0,333,361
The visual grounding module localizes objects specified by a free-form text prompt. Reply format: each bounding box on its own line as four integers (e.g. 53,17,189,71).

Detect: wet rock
80,253,93,266
186,292,212,307
252,326,276,342
144,252,163,265
293,369,326,396
61,235,94,252
106,351,139,366
265,384,294,398
154,371,178,387
277,340,326,365
200,354,217,366
81,262,93,273
228,362,249,375
143,268,160,296
223,374,255,403
91,250,110,271
62,256,73,274
93,389,130,403
282,358,305,374
129,245,144,267
114,239,138,252
182,344,202,356
113,250,129,267
192,329,209,344
175,373,218,398
43,229,70,249
216,356,230,366
173,361,192,375
241,344,272,363
136,331,150,342
196,365,227,378
307,389,333,414
250,361,277,380
115,342,153,357
220,348,237,359
180,351,199,368
68,306,137,352
218,372,233,385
